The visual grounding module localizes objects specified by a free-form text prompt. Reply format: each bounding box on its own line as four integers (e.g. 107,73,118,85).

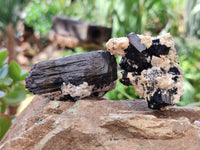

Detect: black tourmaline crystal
106,32,184,109
25,50,117,100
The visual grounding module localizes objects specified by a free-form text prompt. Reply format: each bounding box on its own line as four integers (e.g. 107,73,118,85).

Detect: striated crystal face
25,50,117,101
106,33,184,109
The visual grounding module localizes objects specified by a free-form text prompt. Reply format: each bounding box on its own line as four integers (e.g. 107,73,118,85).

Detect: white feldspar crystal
106,33,184,109
61,82,94,99
106,37,129,56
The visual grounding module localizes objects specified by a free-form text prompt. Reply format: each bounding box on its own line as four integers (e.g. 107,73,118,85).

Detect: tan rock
1,95,200,150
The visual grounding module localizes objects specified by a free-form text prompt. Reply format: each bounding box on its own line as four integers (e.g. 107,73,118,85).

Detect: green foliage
106,79,139,100
0,49,8,66
0,49,28,112
174,33,200,106
24,0,71,35
4,90,26,105
177,48,200,106
0,114,11,140
185,0,200,38
0,49,28,140
24,0,113,35
59,47,86,57
0,0,27,34
61,0,113,27
111,0,184,36
24,0,184,37
8,61,22,83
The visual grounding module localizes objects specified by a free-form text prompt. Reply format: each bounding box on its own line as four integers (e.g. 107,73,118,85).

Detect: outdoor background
1,0,200,140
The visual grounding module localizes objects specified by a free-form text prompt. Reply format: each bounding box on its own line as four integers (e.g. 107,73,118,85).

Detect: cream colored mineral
107,33,184,109
106,37,129,56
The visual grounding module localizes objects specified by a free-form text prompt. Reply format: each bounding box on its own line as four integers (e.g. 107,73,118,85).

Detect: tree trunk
6,23,16,63
6,23,18,116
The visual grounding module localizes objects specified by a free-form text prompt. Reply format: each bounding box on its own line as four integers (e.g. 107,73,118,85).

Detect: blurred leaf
0,114,11,140
20,70,28,81
184,74,200,80
0,103,6,113
179,80,195,106
8,61,21,83
13,84,25,91
0,65,8,78
195,93,200,99
185,0,200,37
0,77,12,85
0,85,9,91
0,91,6,98
186,102,200,106
106,78,138,100
192,4,200,14
146,0,159,10
115,88,133,99
3,90,26,105
0,50,8,66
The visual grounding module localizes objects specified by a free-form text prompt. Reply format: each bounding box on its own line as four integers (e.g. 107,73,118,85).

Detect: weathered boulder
1,96,200,150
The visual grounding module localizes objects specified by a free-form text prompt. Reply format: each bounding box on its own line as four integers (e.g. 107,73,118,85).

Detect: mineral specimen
25,50,117,100
106,33,184,109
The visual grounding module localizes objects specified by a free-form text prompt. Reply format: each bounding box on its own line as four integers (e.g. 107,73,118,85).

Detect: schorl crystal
25,50,117,101
106,33,184,109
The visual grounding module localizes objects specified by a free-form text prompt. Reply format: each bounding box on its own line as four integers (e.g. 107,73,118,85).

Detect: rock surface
1,96,200,150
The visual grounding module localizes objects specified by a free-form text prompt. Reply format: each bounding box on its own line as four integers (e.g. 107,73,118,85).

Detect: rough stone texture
25,50,117,100
1,96,200,150
106,33,184,109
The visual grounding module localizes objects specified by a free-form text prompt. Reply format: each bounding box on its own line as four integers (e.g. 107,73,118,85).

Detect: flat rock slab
1,96,200,150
